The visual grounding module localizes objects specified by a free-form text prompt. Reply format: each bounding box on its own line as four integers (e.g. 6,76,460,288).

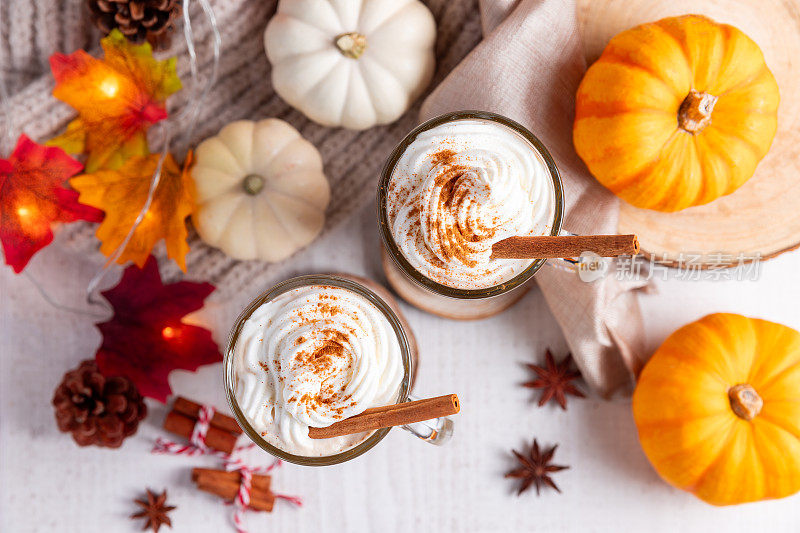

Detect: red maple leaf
0,134,103,273
95,255,221,402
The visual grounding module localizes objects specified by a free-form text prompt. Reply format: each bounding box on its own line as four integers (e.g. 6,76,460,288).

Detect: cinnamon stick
308,394,460,440
491,234,639,259
192,468,274,512
191,468,271,493
196,481,274,512
163,411,238,454
172,397,243,435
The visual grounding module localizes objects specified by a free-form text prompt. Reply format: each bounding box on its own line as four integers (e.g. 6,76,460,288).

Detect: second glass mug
224,274,454,466
378,110,573,320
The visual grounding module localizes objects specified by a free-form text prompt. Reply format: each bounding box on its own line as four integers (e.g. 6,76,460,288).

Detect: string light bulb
161,326,178,340
99,76,119,98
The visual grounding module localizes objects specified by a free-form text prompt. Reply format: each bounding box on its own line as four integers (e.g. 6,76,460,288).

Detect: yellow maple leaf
71,152,192,270
48,30,181,172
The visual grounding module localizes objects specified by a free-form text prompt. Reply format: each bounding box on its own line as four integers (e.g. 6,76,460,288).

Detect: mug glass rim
377,110,565,299
223,274,412,467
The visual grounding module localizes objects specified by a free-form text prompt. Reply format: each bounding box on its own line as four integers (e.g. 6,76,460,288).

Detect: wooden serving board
577,0,800,266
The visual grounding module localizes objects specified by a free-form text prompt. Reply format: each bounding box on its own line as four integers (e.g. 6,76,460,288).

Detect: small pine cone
87,0,182,50
52,360,147,448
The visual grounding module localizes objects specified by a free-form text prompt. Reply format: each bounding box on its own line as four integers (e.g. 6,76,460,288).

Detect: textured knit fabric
1,0,481,285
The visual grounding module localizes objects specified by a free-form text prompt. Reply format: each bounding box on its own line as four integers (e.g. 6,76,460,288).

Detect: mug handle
542,229,612,279
399,394,455,445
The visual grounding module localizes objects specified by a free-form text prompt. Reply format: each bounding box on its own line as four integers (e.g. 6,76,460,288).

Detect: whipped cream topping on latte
387,118,556,290
233,284,404,457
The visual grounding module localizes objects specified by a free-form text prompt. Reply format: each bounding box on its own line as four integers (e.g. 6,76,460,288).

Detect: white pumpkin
190,119,330,262
264,0,437,130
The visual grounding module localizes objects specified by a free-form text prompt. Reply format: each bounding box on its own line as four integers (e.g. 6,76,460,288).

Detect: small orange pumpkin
574,15,780,212
633,313,800,505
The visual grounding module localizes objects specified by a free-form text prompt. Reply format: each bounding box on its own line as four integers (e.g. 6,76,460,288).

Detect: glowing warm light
99,77,119,98
162,326,178,340
15,204,45,233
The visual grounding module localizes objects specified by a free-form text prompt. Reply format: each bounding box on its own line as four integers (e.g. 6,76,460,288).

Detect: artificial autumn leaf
49,29,181,171
95,256,221,402
0,134,102,273
71,152,192,270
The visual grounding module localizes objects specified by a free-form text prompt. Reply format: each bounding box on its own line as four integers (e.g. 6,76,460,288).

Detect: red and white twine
153,405,225,457
152,403,302,533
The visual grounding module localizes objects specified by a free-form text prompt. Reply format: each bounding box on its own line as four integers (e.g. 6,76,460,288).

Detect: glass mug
377,110,566,320
224,274,454,466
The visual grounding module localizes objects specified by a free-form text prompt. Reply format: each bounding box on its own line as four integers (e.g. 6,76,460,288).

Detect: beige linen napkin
421,0,648,397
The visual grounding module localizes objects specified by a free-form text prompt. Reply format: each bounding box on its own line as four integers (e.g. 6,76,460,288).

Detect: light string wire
86,0,221,304
1,7,107,317
181,0,222,148
0,0,220,314
0,0,101,316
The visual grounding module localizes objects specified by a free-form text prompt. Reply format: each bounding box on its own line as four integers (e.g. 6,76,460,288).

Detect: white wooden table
2,202,799,532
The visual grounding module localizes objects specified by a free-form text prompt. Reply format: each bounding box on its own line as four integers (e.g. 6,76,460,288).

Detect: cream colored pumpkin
264,0,437,130
190,119,330,262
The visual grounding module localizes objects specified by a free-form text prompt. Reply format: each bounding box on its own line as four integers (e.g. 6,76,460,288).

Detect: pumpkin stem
335,32,367,59
728,384,763,421
678,90,718,134
243,174,265,195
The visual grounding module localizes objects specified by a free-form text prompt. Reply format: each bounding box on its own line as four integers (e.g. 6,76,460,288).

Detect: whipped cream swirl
387,119,556,289
233,284,404,457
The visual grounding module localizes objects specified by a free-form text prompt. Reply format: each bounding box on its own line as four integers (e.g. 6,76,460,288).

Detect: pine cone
53,360,147,448
88,0,181,50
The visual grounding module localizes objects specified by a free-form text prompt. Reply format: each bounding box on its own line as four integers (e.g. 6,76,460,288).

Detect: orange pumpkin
633,313,800,505
574,15,780,212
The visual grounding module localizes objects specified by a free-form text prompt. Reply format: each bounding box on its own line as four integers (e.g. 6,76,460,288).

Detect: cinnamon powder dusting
385,129,539,288
430,149,456,167
286,293,356,415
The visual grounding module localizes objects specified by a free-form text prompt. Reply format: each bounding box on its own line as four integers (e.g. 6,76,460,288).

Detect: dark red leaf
95,255,221,402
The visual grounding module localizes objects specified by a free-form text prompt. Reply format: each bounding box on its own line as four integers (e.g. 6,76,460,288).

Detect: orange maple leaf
71,152,193,270
48,30,181,172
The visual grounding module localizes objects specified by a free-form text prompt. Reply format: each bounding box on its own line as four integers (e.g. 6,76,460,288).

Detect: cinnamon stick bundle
192,468,271,492
192,468,274,512
173,397,243,435
308,394,460,440
162,396,243,454
491,234,639,259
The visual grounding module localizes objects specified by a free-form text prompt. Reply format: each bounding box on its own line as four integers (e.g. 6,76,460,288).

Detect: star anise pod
523,349,585,409
505,439,568,495
130,489,176,532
